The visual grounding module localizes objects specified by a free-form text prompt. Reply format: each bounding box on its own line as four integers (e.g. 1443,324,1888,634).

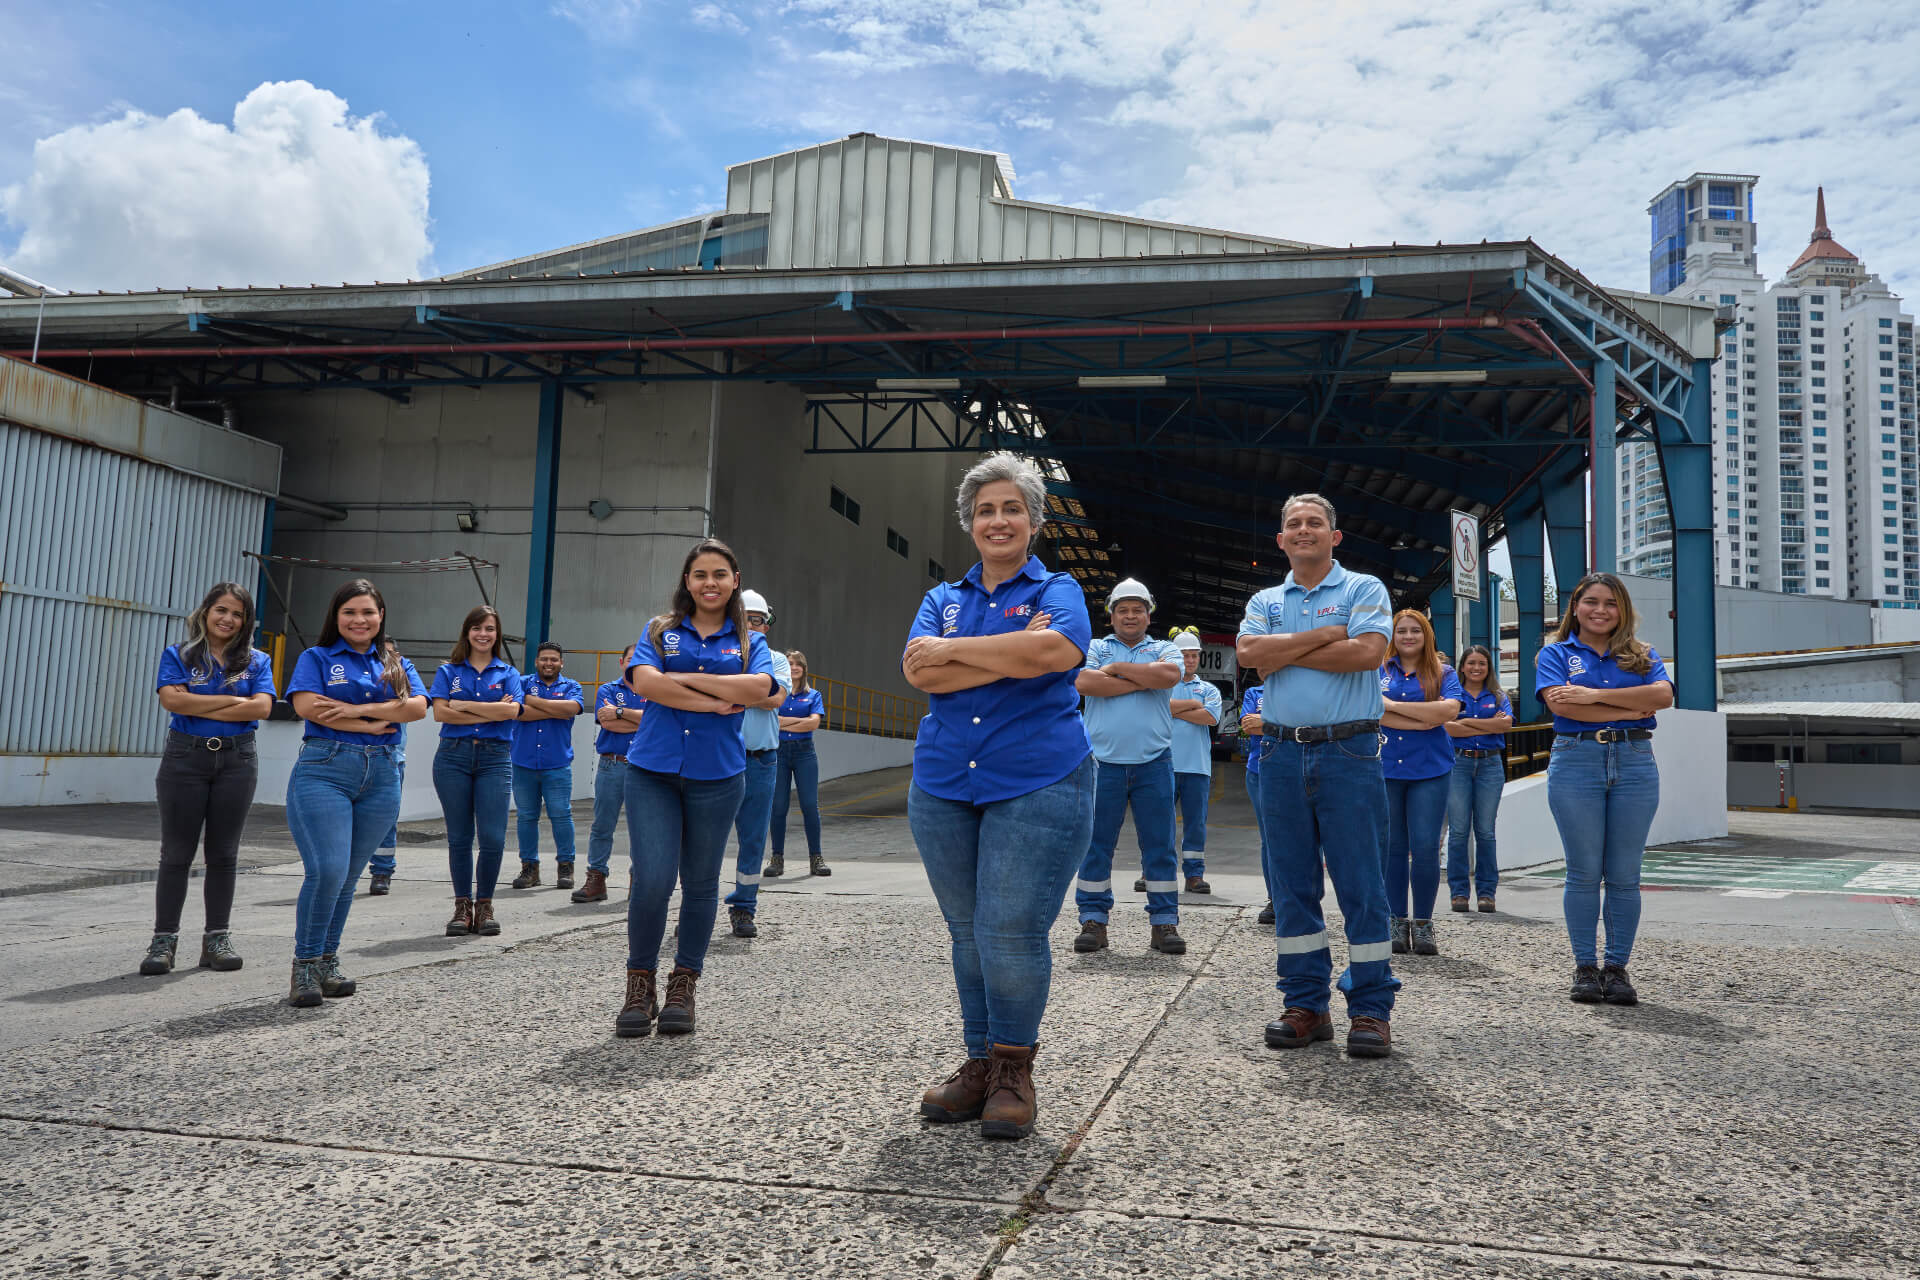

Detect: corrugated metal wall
0,421,266,755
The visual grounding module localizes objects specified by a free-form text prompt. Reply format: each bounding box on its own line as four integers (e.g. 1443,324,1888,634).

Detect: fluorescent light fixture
875,377,961,391
1077,375,1167,388
1388,369,1488,385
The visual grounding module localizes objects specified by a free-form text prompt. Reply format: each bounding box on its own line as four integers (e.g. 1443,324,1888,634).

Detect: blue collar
963,555,1047,592
1281,559,1350,593
325,636,380,658
1566,634,1613,662
675,615,739,641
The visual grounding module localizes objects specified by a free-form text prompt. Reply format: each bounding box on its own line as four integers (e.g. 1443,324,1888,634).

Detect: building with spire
1625,179,1917,609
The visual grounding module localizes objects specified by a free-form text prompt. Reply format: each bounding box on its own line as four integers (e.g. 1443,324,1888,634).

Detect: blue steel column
526,380,564,646
1428,584,1455,660
1507,509,1546,723
1591,360,1617,571
1662,358,1717,711
1542,469,1589,605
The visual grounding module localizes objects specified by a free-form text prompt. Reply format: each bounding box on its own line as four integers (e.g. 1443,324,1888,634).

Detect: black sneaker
554,863,575,891
1570,965,1604,1004
729,908,757,939
1258,901,1275,925
1410,920,1438,956
1390,917,1411,955
1073,921,1107,953
1601,965,1638,1006
367,873,392,896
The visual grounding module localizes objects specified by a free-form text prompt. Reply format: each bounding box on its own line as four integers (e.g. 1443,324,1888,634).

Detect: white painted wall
1730,760,1920,812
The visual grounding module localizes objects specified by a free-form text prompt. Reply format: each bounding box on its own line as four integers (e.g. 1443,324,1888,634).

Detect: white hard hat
740,589,773,622
1107,578,1155,611
1172,631,1202,652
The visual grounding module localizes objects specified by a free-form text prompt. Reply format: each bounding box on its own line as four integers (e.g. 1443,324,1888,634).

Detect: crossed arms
1540,681,1674,722
902,611,1083,694
157,688,274,723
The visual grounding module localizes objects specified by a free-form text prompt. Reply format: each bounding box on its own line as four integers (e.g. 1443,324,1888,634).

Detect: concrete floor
2,768,1916,1278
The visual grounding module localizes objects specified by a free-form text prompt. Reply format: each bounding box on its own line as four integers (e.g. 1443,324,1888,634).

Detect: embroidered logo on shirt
1315,605,1349,621
327,663,348,684
1003,604,1032,618
1380,675,1393,692
451,676,464,693
662,633,681,654
1567,654,1587,677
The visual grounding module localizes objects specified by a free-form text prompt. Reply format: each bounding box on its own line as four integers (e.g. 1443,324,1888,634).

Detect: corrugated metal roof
1723,701,1920,723
1719,643,1920,671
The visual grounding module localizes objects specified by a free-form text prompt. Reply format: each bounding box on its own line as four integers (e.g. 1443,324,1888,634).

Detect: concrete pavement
2,768,1916,1279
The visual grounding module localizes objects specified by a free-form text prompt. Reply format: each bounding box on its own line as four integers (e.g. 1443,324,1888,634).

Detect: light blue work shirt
1453,684,1513,751
1240,686,1264,775
594,680,645,757
625,617,778,781
1170,676,1223,776
906,555,1092,805
779,688,824,742
1534,638,1671,735
1081,634,1184,765
1237,561,1394,729
286,638,427,744
428,656,523,742
1380,658,1466,781
512,672,584,770
741,649,793,753
155,643,278,737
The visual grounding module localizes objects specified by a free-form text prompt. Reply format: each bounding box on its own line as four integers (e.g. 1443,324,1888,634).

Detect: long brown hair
785,648,811,694
318,579,408,697
450,605,503,665
648,539,748,651
1456,644,1506,700
181,581,257,688
1389,609,1444,699
1549,572,1654,675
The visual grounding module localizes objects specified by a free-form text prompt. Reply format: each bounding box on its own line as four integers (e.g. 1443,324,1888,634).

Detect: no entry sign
1450,510,1481,602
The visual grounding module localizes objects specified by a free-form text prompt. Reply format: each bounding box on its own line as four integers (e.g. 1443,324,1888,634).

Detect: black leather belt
746,748,776,760
1263,719,1380,744
1572,728,1652,743
1457,748,1503,757
600,752,627,760
169,730,254,752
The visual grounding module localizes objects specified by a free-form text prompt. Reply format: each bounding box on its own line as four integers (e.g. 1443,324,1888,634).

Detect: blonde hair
785,649,811,693
1549,573,1654,675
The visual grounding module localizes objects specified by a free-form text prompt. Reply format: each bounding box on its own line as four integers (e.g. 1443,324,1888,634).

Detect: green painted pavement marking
1526,850,1920,894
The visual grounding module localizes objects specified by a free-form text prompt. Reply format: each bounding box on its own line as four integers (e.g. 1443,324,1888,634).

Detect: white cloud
0,80,431,291
691,4,749,34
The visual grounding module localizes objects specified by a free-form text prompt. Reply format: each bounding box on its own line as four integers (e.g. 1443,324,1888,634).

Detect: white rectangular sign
1198,639,1238,682
1450,509,1482,603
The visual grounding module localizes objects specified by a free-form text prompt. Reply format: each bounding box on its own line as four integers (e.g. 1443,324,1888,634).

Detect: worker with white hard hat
1167,628,1223,894
723,588,795,938
1072,577,1189,957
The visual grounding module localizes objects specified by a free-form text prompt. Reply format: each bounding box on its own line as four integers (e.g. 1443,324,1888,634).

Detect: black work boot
511,861,541,889
1132,877,1148,893
1601,965,1639,1006
657,967,699,1035
139,933,178,976
1150,924,1187,956
1389,916,1411,955
554,863,575,891
1570,965,1605,1004
367,873,392,896
1258,901,1275,925
1410,920,1439,956
1073,920,1107,953
729,907,757,938
764,854,785,878
809,853,831,877
199,931,243,972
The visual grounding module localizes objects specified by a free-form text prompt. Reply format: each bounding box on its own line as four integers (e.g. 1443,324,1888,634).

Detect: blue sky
5,0,1919,299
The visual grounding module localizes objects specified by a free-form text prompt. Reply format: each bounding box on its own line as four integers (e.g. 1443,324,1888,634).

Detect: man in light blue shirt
1168,630,1224,893
724,590,793,938
1072,578,1187,956
1237,493,1400,1059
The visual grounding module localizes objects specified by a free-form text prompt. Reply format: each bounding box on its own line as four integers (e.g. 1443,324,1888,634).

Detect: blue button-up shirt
287,638,426,743
428,657,523,742
512,673,584,770
1170,676,1223,776
1535,638,1672,735
741,649,793,753
1237,561,1394,728
626,617,777,781
1240,686,1264,775
778,688,824,742
1453,684,1513,751
906,555,1092,805
155,643,278,736
594,680,645,757
1380,658,1466,780
1082,634,1184,765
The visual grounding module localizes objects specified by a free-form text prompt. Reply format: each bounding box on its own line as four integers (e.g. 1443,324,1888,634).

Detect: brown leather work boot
511,861,540,889
1072,921,1107,953
472,899,500,937
572,868,609,904
657,966,699,1035
1347,1015,1392,1059
616,968,658,1038
919,1057,991,1123
1264,1006,1334,1049
1150,923,1187,955
980,1043,1038,1140
445,897,473,937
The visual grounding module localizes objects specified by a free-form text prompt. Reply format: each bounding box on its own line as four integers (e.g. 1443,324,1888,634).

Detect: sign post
1450,510,1481,664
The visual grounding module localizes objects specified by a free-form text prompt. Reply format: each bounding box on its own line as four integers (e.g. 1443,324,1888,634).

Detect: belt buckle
1595,729,1619,744
205,736,224,752
1290,726,1312,744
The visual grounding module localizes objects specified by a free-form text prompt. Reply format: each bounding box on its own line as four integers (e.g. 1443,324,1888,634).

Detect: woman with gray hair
901,451,1095,1141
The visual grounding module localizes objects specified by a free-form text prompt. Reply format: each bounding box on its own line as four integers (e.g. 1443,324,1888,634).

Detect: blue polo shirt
594,680,645,757
625,617,778,781
428,657,523,742
1380,658,1466,780
1237,561,1394,728
906,555,1092,805
155,644,278,736
1535,638,1672,735
512,672,584,769
741,649,793,753
1170,676,1223,776
779,688,824,742
1082,634,1184,765
1454,684,1513,751
287,639,427,743
1240,686,1264,775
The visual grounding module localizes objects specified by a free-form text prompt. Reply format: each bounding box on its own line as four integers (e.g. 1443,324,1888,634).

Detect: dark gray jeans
153,732,259,934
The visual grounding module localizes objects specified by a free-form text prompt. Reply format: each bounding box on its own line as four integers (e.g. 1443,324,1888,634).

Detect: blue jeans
1259,735,1399,1020
513,763,576,863
910,754,1095,1055
1246,769,1271,899
586,754,627,875
1446,752,1505,898
369,750,405,876
1548,736,1660,969
1174,771,1209,879
1383,772,1449,920
725,751,777,913
286,740,400,959
1075,750,1179,925
433,737,512,899
771,739,822,857
625,766,745,974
